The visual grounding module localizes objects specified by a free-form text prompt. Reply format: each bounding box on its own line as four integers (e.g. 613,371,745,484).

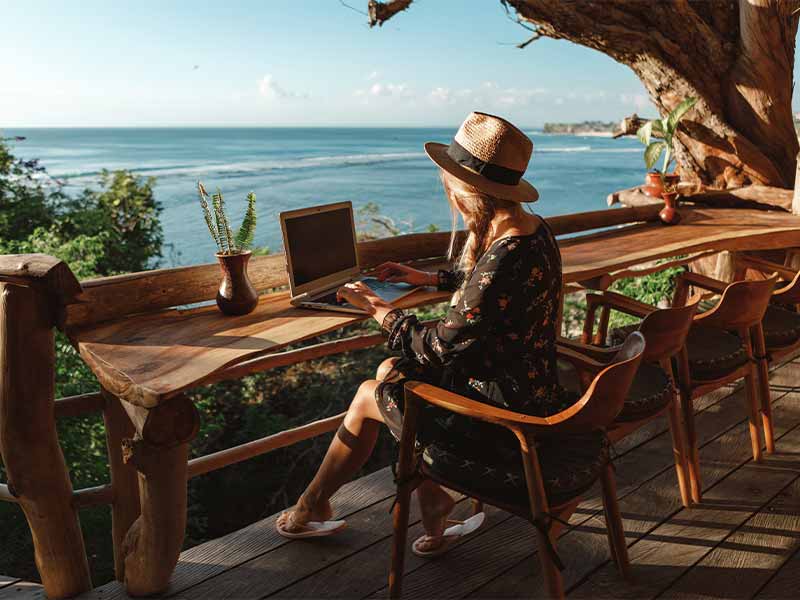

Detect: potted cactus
637,96,698,224
197,182,259,315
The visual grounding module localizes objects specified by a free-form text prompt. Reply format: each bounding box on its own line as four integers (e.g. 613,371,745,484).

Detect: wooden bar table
60,206,800,596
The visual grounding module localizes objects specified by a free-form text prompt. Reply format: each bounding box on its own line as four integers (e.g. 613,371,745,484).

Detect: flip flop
411,512,485,558
276,512,347,539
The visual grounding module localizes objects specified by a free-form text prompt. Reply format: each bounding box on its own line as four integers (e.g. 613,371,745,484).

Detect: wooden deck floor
80,356,800,599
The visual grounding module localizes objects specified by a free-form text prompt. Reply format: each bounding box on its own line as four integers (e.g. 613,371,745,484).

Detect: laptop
280,201,420,314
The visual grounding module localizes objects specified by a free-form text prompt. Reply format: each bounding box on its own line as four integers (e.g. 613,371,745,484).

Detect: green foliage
235,192,257,251
198,182,256,254
637,96,698,180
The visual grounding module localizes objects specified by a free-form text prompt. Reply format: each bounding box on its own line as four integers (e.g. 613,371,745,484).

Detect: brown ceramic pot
644,172,680,198
659,191,681,225
216,251,258,316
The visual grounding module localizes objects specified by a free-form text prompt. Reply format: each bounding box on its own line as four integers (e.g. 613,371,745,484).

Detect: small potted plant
198,182,259,315
637,96,697,224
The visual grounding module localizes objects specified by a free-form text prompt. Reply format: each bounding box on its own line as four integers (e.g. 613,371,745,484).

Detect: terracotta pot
216,251,258,316
659,191,681,225
644,172,680,198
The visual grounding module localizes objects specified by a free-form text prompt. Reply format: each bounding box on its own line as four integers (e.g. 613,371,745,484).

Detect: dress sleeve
382,247,509,368
436,269,464,292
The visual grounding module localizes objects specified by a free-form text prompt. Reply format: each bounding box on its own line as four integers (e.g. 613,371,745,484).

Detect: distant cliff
543,121,616,135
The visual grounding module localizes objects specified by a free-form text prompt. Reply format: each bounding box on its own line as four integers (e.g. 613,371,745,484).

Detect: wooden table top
72,207,800,408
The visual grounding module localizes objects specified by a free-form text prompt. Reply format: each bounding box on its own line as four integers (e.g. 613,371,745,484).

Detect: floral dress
376,219,572,461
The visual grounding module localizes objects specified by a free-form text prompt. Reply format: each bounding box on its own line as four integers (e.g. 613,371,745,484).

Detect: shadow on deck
78,357,800,600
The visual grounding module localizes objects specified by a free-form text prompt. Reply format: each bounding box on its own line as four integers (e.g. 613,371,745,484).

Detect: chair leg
599,462,631,580
389,392,422,599
757,355,775,454
666,398,692,508
517,429,564,600
679,386,702,504
661,358,691,508
743,367,764,463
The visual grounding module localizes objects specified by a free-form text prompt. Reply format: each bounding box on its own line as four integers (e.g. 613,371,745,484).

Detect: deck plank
0,576,20,591
467,385,800,599
661,474,800,599
755,546,800,598
83,467,398,599
0,580,45,599
569,424,800,599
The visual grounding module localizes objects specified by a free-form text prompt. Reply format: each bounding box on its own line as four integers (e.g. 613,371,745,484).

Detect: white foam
54,151,426,180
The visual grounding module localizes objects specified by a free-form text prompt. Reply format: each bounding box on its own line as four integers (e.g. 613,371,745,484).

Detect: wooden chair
388,333,646,599
606,273,776,504
562,292,699,507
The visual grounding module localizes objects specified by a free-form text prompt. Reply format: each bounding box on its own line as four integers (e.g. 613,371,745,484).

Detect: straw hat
425,112,538,203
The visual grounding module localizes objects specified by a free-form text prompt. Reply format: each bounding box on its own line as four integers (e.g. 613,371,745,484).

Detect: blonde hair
441,170,523,273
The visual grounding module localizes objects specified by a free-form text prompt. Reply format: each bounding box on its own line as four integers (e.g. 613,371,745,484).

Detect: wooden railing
0,204,663,599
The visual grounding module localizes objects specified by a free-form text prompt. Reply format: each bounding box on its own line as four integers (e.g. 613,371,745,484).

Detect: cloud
368,70,380,80
258,75,308,100
353,80,414,103
620,92,650,111
428,81,549,108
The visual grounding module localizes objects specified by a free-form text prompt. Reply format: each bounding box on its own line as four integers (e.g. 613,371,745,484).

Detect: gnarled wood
119,395,199,596
609,184,794,212
0,282,91,598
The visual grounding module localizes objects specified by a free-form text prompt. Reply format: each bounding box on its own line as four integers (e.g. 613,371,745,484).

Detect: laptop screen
284,205,358,287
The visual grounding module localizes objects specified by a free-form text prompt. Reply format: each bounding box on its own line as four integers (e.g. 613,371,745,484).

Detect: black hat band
446,140,524,186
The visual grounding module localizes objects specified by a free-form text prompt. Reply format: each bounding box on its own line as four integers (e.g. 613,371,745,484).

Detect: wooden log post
102,390,140,582
0,255,91,598
788,151,800,270
118,395,200,596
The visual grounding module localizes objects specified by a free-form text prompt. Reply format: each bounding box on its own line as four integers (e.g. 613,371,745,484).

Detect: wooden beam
72,484,114,509
0,282,92,598
54,392,105,419
188,412,346,479
546,204,662,236
0,254,82,307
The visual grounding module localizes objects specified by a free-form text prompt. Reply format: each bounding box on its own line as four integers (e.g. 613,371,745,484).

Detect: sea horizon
4,126,644,267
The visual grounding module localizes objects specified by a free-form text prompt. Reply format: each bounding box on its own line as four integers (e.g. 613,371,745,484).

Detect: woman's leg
414,479,457,550
279,378,386,530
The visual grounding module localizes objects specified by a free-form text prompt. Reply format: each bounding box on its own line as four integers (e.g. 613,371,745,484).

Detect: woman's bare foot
276,494,333,533
415,481,457,553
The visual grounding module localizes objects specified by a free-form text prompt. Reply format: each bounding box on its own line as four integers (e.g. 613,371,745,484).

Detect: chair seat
559,358,672,422
612,323,747,381
762,304,800,349
421,430,608,511
616,362,673,422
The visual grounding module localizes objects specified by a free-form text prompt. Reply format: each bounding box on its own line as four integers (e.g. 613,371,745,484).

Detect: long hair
441,170,522,273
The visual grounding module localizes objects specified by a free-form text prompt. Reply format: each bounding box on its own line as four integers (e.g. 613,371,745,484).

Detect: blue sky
3,0,799,128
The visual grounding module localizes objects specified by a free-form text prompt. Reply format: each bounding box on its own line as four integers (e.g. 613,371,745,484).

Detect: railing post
0,254,90,598
102,389,141,582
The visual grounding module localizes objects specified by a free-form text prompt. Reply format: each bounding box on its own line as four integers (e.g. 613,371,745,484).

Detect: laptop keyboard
313,291,344,305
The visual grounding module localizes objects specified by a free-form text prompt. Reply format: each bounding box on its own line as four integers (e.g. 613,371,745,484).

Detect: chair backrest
773,269,800,305
638,300,699,362
695,276,777,330
555,332,645,434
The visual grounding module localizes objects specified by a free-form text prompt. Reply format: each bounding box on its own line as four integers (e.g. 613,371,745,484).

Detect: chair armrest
586,291,658,320
676,272,727,295
736,255,798,281
557,337,617,364
404,381,551,431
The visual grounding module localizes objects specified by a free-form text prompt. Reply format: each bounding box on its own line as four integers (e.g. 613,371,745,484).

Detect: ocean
5,128,645,267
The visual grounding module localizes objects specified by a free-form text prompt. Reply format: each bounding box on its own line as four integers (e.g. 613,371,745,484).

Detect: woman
276,112,568,555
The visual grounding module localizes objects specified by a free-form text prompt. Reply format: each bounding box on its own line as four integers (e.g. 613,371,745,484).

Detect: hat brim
424,142,539,203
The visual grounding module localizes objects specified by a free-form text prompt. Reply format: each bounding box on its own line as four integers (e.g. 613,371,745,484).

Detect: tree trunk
370,0,800,189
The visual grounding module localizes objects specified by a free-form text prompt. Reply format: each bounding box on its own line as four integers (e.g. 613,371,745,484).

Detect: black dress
376,220,573,461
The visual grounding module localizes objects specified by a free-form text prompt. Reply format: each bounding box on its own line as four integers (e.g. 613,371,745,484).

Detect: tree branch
367,0,413,27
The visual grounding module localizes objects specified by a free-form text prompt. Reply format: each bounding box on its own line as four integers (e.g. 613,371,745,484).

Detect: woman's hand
373,262,437,287
337,281,394,323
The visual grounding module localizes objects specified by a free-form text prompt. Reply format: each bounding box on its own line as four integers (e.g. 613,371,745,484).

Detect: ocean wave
537,146,593,153
54,151,426,180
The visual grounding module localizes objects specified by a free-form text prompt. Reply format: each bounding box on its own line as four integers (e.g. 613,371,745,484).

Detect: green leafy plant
197,182,257,255
637,96,698,191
